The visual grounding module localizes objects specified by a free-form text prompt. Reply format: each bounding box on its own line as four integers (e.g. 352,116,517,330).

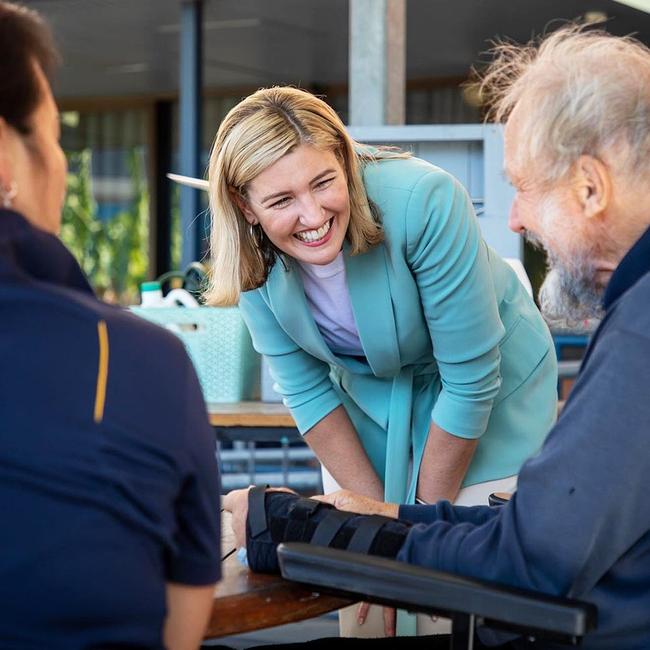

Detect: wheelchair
278,543,597,649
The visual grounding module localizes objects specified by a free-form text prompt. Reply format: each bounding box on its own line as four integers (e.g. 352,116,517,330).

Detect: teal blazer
239,157,557,504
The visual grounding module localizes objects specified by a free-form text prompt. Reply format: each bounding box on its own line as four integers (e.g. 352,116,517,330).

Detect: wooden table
208,401,295,429
208,401,300,443
205,512,352,639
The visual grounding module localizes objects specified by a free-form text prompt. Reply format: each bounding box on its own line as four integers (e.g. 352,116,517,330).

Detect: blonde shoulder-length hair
205,86,407,306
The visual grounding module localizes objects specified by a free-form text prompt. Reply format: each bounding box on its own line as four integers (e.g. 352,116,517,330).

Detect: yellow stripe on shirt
94,320,109,423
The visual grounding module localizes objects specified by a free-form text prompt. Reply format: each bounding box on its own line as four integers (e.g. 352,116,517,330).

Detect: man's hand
222,486,296,548
312,489,399,518
221,488,250,548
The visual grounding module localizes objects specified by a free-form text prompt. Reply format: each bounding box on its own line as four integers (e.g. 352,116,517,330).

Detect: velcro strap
310,510,351,547
248,485,270,539
288,497,321,520
347,515,390,554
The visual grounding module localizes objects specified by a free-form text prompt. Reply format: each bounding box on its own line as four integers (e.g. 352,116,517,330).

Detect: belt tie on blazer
384,366,415,505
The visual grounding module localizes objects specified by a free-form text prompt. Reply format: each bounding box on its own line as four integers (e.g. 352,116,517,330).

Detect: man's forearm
304,405,384,499
247,492,411,574
416,420,479,504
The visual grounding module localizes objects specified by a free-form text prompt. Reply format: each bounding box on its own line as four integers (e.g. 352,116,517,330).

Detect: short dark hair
0,1,59,135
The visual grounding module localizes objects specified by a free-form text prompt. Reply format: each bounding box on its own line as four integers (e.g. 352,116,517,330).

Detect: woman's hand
222,486,296,548
312,489,399,518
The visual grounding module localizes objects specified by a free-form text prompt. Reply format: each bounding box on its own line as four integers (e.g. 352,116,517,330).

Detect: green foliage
170,181,182,272
60,149,149,304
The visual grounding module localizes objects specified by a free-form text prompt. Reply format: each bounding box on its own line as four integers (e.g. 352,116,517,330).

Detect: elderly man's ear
573,154,612,219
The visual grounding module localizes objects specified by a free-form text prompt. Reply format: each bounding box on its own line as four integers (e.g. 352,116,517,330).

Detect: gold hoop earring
1,180,18,209
249,222,264,249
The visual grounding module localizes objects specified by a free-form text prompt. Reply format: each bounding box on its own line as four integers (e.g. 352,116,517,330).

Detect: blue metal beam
179,0,203,267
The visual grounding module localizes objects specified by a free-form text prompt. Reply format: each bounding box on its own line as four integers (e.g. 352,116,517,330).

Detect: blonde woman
206,86,557,636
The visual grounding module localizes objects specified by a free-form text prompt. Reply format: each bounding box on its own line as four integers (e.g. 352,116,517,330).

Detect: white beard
537,259,605,328
525,197,605,328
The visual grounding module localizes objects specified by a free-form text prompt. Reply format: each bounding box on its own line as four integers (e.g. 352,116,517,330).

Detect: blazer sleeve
405,169,505,439
238,288,342,433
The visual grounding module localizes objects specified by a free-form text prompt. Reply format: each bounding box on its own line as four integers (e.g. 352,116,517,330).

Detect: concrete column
349,0,406,126
179,0,203,267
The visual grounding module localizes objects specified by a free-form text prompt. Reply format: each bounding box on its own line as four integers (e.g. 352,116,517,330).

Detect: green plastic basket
130,306,260,403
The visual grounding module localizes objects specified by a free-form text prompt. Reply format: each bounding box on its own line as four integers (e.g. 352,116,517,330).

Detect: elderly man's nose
508,201,525,234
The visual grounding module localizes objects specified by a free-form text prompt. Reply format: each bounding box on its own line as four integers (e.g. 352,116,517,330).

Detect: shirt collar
603,225,650,310
0,208,93,295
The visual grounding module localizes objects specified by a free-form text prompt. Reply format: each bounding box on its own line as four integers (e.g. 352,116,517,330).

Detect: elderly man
223,27,650,650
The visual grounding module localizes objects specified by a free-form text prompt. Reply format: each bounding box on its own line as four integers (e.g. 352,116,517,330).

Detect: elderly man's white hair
481,25,650,184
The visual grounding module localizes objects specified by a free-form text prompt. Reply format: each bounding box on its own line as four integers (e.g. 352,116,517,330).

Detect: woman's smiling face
239,143,351,265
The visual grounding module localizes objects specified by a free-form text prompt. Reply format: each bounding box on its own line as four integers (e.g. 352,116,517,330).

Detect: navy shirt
0,210,221,649
398,226,650,650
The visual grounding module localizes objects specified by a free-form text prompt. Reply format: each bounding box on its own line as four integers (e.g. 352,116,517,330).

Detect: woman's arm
404,170,506,498
416,420,479,503
164,583,215,650
304,404,384,500
239,290,344,435
240,293,383,499
406,170,505,442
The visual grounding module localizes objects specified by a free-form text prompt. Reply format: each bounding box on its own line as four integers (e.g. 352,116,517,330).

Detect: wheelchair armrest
277,543,597,641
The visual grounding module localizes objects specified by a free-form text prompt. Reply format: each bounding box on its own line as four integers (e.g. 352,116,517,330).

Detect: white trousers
320,467,518,638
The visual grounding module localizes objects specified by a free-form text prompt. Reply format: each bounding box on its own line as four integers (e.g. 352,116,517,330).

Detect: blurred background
21,8,645,640
23,0,650,304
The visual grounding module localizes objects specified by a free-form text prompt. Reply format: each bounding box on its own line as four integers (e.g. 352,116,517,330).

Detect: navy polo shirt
0,210,221,649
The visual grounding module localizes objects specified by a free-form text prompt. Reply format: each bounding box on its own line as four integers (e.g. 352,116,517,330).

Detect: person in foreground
224,26,650,650
0,3,220,649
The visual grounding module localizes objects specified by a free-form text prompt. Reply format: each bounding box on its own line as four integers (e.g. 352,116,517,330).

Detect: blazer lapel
345,242,401,378
264,257,339,364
